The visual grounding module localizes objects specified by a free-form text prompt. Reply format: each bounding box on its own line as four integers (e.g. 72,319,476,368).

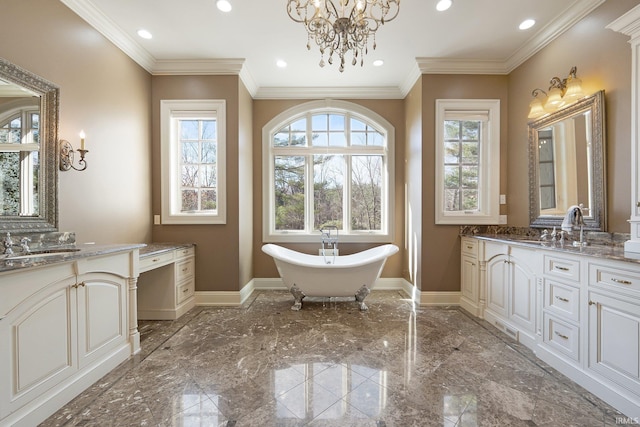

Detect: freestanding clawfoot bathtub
262,243,399,311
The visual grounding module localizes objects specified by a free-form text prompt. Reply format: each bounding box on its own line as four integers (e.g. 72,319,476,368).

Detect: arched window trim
262,99,395,243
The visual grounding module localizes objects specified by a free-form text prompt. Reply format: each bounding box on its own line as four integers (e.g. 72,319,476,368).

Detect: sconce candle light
528,66,585,120
59,130,88,171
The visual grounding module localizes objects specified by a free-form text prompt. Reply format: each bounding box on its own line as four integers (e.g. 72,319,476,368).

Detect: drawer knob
554,296,570,303
152,257,160,262
183,288,189,293
611,278,632,286
467,245,473,250
554,331,569,340
588,300,597,306
182,268,188,272
555,266,570,272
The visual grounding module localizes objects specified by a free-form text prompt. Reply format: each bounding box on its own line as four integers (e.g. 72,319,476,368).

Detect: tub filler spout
262,243,399,311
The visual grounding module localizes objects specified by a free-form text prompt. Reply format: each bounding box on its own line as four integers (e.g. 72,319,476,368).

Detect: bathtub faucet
320,226,339,264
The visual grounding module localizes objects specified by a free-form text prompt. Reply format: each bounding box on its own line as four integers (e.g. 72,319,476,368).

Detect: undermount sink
3,248,81,260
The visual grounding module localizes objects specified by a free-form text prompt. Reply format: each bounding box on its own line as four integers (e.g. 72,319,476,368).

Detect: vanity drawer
544,280,580,323
140,251,174,272
543,313,580,362
177,279,195,305
589,262,640,295
461,238,478,257
543,255,581,282
175,259,194,281
175,246,195,259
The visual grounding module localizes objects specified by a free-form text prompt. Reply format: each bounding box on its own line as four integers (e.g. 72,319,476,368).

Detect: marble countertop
467,234,640,264
139,242,194,258
0,243,146,274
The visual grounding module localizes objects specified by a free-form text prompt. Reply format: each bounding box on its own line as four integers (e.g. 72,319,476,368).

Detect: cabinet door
509,259,537,333
76,273,127,368
588,291,640,396
461,254,478,302
486,255,509,318
0,277,77,418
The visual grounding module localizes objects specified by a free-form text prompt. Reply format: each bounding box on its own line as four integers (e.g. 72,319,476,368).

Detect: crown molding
504,0,606,72
417,0,605,76
62,0,605,98
151,59,245,75
253,86,405,99
606,3,640,37
60,0,155,72
416,58,509,75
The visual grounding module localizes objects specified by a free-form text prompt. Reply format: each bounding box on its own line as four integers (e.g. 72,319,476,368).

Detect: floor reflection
40,291,621,426
274,363,387,421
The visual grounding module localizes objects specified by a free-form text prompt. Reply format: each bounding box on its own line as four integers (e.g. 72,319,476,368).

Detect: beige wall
508,0,636,232
151,75,241,292
238,81,254,290
252,99,405,279
404,80,423,288
420,75,510,292
0,0,152,244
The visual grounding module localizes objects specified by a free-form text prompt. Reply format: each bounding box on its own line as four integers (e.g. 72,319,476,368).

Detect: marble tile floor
41,291,628,427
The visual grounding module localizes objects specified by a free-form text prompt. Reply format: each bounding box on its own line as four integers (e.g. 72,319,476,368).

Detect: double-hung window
160,100,226,224
435,99,500,224
263,100,394,243
0,103,40,216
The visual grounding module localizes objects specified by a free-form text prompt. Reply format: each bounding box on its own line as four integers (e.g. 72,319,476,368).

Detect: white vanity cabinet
541,253,583,365
460,236,640,418
460,237,481,316
0,248,139,427
483,241,539,348
587,259,640,407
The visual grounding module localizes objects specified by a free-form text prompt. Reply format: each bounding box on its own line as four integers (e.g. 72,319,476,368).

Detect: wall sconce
527,66,585,120
59,131,88,171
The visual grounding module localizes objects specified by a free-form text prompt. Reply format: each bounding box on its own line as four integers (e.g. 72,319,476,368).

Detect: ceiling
60,0,605,99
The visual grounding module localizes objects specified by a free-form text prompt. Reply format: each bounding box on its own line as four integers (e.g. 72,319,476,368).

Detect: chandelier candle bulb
79,130,85,150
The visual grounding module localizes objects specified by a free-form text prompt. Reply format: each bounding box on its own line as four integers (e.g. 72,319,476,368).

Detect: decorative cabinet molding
460,236,640,418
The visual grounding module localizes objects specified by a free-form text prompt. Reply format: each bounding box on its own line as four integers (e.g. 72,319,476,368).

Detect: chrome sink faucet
3,232,31,255
561,204,588,247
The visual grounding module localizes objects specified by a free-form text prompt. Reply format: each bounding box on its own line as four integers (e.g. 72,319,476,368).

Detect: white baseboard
195,278,460,307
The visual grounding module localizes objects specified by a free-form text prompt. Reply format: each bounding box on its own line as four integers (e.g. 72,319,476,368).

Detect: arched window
263,100,394,243
0,101,40,216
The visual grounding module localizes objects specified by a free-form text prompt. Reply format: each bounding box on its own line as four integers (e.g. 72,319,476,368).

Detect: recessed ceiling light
436,0,452,12
137,29,152,39
373,59,384,67
216,0,232,12
519,19,535,30
276,60,287,68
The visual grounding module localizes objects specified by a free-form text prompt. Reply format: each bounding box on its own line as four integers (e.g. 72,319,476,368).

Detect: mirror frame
0,57,59,232
528,90,606,231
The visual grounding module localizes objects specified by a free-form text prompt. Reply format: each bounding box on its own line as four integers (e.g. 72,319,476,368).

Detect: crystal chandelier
286,0,400,72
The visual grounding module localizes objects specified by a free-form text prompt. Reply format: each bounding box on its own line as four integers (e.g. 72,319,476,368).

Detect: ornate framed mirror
0,57,59,232
528,90,606,231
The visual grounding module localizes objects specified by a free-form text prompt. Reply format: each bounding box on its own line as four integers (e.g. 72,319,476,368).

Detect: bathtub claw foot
355,285,371,311
290,284,306,311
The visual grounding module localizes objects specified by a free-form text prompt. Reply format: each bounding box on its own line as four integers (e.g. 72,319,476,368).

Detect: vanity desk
460,234,640,418
137,243,196,320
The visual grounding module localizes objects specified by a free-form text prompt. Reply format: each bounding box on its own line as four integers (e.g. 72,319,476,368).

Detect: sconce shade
562,76,584,105
528,97,547,119
544,86,565,112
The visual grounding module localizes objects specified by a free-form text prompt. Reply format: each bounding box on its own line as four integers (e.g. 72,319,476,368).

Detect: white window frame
435,99,500,225
0,101,40,216
160,99,226,225
262,99,394,243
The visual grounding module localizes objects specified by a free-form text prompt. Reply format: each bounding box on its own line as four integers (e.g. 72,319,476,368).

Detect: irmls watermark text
616,417,640,425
